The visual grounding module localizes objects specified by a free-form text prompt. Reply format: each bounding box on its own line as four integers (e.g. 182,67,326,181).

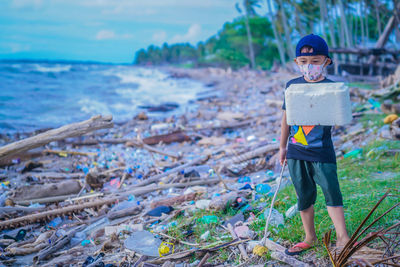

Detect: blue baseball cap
296,34,332,64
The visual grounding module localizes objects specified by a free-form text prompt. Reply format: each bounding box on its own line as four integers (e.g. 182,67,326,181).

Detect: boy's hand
279,147,287,166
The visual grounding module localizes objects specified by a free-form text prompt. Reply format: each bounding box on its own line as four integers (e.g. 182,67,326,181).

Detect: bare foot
336,237,351,247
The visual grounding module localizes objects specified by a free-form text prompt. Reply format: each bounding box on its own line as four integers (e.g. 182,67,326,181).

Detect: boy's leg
312,162,350,246
287,159,318,252
299,205,318,244
327,206,350,246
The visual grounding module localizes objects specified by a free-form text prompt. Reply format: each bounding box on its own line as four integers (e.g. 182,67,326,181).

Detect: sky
0,0,240,63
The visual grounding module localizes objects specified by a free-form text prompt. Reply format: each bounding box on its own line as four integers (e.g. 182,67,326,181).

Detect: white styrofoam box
285,82,352,126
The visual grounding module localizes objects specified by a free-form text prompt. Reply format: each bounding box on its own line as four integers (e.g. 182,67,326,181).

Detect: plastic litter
124,230,162,257
158,241,174,257
81,239,91,246
103,177,120,192
285,203,298,219
343,148,363,158
231,197,247,209
224,212,244,227
384,114,399,124
200,230,210,240
48,217,63,228
3,229,26,242
111,198,139,212
262,208,284,226
195,199,211,209
146,205,174,217
368,98,381,110
238,176,251,183
239,183,253,190
198,215,218,224
255,184,271,194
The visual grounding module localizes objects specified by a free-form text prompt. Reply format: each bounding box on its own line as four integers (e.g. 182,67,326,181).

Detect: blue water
0,61,206,133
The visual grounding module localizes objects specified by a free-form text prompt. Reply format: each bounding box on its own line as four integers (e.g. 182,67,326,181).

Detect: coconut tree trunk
266,0,286,65
365,0,369,43
326,0,339,74
337,0,353,47
294,4,306,36
319,0,327,39
277,0,295,59
243,12,256,69
373,0,382,36
360,1,365,46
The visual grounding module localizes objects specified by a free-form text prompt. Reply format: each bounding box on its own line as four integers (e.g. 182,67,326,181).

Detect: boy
280,34,350,255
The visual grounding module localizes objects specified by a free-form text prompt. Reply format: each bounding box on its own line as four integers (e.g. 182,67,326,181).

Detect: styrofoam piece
285,82,352,125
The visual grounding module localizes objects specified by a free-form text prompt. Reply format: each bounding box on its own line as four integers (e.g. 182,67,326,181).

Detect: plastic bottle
255,184,271,194
343,148,363,158
238,176,251,183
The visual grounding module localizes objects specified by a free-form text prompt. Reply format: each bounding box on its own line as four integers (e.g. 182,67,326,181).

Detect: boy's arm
279,110,289,165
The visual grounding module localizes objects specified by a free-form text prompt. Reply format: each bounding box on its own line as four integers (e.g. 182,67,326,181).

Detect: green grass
359,112,387,129
255,138,400,259
346,82,375,90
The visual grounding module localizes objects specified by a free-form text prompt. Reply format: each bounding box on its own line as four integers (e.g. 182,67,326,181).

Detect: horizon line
0,58,134,65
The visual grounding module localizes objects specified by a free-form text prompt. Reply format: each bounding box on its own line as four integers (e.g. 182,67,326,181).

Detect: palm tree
266,0,286,65
235,0,259,69
337,0,353,47
277,0,295,59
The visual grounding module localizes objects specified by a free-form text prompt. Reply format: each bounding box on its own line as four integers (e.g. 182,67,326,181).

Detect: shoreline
0,66,398,266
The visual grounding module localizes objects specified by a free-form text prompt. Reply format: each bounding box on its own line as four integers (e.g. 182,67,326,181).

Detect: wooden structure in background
328,3,400,78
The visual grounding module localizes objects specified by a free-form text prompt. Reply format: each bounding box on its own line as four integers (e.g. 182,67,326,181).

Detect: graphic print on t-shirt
290,125,323,148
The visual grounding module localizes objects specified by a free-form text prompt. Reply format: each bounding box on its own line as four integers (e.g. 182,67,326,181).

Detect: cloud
11,0,43,9
152,31,167,43
170,24,201,43
81,0,231,8
95,30,132,40
6,43,31,53
96,30,115,40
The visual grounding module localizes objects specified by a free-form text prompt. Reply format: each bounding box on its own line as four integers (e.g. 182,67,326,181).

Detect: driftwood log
209,191,238,210
0,115,113,160
142,130,190,145
15,192,103,206
119,178,223,198
227,223,249,260
23,171,84,180
2,179,226,229
150,193,198,209
125,154,209,189
12,180,82,201
218,143,279,167
107,205,143,220
368,2,400,64
0,198,117,230
34,225,86,263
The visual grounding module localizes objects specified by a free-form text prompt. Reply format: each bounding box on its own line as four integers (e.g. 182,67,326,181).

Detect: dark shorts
287,159,343,211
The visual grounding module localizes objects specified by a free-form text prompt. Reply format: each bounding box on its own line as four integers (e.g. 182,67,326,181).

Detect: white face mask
298,58,327,80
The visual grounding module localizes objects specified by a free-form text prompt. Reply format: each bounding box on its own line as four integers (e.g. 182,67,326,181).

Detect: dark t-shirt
282,76,336,163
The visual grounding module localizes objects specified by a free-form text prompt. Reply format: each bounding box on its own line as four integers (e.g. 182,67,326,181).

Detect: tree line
134,0,399,69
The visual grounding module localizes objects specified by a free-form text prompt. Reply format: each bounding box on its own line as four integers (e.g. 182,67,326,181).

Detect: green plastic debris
198,215,218,224
343,149,363,158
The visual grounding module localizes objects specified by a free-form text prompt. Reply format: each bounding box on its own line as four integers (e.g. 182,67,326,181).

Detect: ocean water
0,61,207,133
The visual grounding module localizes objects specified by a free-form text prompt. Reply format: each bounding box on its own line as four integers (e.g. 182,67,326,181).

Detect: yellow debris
253,244,268,256
383,114,399,124
158,242,174,257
